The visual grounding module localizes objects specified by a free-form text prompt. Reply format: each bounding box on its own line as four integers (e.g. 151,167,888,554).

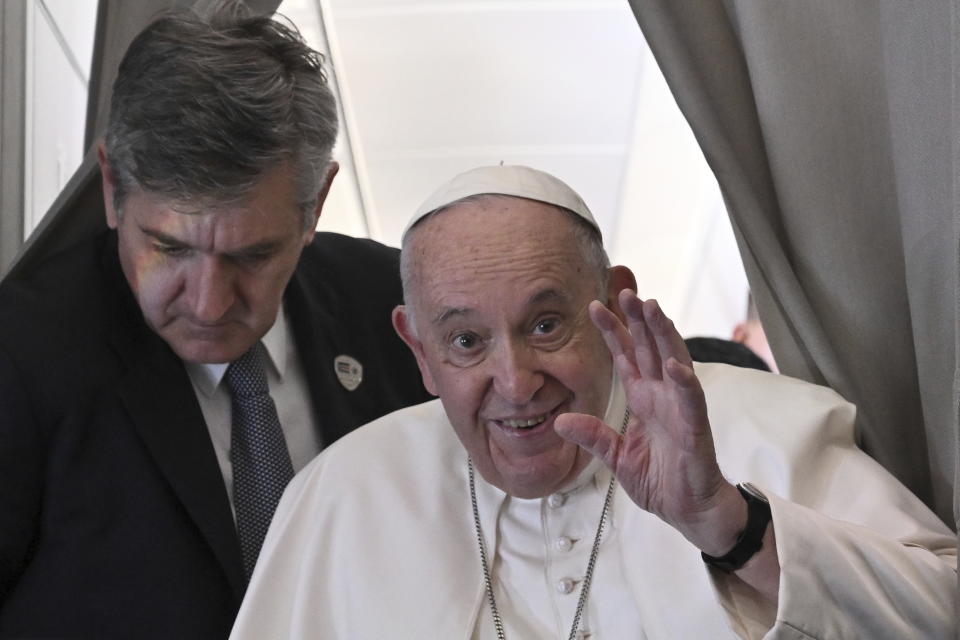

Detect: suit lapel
284,265,351,444
103,240,247,601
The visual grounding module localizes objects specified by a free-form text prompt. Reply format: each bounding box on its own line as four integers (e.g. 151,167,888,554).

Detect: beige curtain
627,1,958,530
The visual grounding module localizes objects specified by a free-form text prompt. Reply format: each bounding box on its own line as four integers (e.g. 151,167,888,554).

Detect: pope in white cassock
230,166,956,639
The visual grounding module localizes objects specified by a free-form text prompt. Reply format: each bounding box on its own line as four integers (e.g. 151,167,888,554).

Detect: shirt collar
184,305,289,397
259,305,288,380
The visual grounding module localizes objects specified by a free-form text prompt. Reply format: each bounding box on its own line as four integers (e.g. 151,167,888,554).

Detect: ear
731,322,748,344
604,265,638,324
391,305,438,396
98,143,120,229
304,161,340,242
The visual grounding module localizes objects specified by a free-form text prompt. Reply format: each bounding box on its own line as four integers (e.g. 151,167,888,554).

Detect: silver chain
469,410,629,640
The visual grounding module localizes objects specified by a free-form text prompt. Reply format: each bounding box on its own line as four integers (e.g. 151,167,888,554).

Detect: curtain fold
628,0,957,529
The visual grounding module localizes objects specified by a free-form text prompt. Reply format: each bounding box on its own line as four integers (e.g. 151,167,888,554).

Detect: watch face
739,482,770,504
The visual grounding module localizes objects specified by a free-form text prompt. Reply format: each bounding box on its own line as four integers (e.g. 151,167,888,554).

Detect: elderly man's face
395,197,630,498
100,152,333,364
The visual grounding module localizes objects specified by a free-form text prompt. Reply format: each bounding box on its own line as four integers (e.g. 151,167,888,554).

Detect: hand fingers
588,301,640,379
554,412,622,471
593,293,692,384
620,290,661,379
644,300,693,369
664,357,711,436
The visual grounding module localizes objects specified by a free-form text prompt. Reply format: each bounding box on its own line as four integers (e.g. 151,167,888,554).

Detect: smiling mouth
500,414,548,429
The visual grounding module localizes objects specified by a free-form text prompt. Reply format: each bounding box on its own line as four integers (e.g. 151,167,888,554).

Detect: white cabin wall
283,0,749,338
24,0,97,239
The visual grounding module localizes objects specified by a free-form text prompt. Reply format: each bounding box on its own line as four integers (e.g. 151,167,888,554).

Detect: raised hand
554,290,747,556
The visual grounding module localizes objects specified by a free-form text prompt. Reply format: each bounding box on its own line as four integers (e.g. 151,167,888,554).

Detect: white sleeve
711,491,956,639
697,363,957,639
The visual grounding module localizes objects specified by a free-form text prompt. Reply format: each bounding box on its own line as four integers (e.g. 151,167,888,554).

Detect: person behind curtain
685,336,771,371
732,295,777,372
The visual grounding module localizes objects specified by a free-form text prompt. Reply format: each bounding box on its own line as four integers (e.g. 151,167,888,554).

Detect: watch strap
701,483,772,573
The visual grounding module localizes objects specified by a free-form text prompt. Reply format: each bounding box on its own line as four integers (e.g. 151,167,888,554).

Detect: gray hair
400,194,610,330
104,0,338,227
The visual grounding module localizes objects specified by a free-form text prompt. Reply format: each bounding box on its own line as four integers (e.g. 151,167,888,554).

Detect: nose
490,338,544,406
186,256,235,324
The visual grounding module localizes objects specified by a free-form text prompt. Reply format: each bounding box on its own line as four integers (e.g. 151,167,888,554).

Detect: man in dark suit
0,4,429,638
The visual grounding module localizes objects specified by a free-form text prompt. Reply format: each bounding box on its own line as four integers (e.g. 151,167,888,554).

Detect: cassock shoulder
694,362,950,533
238,398,482,640
287,398,458,497
695,361,857,453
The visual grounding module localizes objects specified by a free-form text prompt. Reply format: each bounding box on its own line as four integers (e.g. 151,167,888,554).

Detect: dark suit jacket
0,229,431,639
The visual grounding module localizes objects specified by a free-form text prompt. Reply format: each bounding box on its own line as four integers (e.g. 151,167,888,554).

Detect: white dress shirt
185,305,321,518
475,458,645,639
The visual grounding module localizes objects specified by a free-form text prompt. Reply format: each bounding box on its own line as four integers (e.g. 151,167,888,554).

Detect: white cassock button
547,493,566,508
555,536,573,552
556,577,576,594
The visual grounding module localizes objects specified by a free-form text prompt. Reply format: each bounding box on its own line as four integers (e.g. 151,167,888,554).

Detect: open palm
555,290,740,552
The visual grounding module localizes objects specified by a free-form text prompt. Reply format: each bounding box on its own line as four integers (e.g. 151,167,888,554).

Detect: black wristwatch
701,483,772,573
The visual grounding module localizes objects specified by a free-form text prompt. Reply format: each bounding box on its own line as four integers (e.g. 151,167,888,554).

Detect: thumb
554,412,622,470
